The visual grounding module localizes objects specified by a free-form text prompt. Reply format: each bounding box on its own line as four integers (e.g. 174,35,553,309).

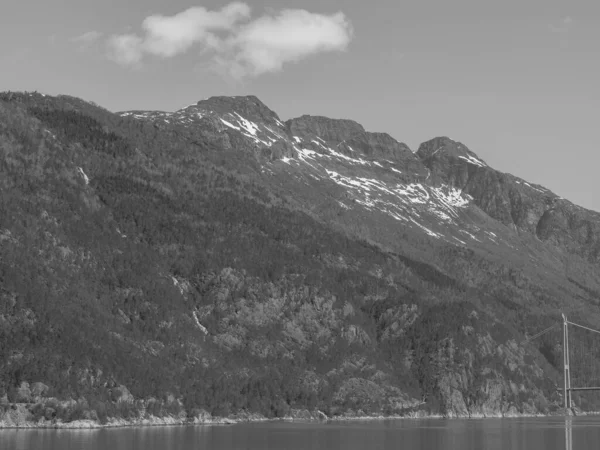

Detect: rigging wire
522,323,560,344
568,321,600,335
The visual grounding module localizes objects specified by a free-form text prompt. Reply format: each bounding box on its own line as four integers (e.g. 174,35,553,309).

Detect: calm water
0,417,598,450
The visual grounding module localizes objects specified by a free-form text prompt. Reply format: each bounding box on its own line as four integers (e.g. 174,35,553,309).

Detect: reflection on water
1,417,600,450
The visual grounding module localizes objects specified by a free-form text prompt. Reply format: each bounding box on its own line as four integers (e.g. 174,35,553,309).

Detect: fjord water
0,417,597,450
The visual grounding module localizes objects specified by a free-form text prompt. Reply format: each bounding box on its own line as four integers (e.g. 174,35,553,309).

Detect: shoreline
0,409,586,430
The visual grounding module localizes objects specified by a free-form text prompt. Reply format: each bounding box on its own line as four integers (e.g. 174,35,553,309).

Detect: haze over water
0,417,597,450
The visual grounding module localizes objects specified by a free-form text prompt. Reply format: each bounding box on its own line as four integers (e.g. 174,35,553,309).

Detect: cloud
549,16,574,33
107,34,144,66
106,3,353,78
141,2,251,57
223,9,353,77
72,31,103,48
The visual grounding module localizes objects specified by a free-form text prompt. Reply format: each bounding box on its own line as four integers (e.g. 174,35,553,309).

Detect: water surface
0,416,597,449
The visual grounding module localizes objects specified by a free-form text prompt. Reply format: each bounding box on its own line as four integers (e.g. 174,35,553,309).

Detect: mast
562,313,572,410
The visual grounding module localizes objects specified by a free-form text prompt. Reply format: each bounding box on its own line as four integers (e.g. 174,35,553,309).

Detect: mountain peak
188,95,283,126
416,136,487,168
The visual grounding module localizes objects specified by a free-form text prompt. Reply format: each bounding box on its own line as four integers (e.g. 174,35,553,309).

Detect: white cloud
224,9,353,77
107,34,144,66
141,2,250,57
106,2,353,78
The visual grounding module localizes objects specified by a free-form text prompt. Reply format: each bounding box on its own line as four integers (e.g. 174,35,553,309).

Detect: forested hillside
1,91,599,426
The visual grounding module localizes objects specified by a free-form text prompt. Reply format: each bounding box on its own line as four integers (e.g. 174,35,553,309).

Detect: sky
2,0,600,211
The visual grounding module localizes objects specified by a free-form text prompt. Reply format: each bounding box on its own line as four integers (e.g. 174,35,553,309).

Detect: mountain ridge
116,93,600,266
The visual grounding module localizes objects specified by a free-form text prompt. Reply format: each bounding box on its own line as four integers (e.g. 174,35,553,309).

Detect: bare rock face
409,305,556,418
30,382,49,401
437,373,469,417
259,139,295,161
287,115,365,146
344,132,413,162
417,136,600,264
342,324,371,345
536,203,600,261
110,385,134,404
476,379,505,416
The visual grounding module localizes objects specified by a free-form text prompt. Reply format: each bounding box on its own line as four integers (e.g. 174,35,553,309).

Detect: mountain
1,90,600,426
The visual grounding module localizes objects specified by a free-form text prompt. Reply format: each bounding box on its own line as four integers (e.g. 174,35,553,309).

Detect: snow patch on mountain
327,170,372,191
409,218,443,239
485,231,498,243
453,236,467,245
458,155,486,167
459,229,482,242
295,148,322,172
264,126,285,140
323,172,471,214
327,148,371,165
233,112,259,136
220,118,240,130
119,99,487,245
323,165,471,240
431,147,444,157
431,186,471,212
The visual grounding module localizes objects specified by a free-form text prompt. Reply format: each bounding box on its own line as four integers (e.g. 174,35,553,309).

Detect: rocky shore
0,404,563,430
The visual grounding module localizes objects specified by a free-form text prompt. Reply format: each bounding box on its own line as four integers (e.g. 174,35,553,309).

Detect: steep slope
118,97,486,247
116,96,599,299
1,91,600,426
417,136,600,263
